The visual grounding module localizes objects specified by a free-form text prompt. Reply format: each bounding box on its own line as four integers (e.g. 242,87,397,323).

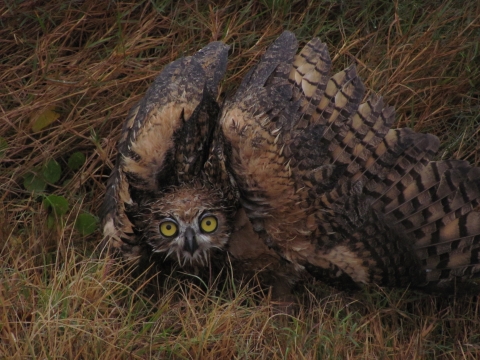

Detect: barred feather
222,31,480,291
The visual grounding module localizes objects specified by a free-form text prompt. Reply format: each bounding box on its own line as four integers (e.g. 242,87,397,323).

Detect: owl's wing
221,31,480,290
102,42,229,255
220,32,300,232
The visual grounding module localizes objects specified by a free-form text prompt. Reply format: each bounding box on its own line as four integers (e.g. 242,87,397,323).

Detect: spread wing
102,42,229,256
221,31,480,290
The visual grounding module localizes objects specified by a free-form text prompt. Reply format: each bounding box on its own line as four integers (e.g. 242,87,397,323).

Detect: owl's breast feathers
221,31,480,290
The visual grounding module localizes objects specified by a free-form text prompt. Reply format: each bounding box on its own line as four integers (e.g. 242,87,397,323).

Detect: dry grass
1,0,480,358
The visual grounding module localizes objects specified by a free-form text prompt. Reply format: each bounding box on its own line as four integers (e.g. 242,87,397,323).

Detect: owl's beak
184,227,198,255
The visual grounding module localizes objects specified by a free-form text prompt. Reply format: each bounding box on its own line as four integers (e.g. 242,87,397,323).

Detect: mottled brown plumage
102,32,480,293
221,31,480,291
102,41,236,269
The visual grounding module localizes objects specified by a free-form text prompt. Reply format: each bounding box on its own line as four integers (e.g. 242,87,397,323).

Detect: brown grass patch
1,0,480,358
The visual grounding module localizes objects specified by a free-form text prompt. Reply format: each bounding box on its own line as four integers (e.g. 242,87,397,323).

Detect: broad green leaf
23,172,47,192
43,195,69,216
75,213,98,236
42,159,61,184
31,107,60,132
0,137,7,158
67,152,86,171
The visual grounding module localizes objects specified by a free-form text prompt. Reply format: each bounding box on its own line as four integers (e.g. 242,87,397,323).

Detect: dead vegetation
1,0,479,358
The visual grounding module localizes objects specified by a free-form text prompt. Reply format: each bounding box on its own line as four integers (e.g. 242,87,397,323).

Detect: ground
1,0,479,358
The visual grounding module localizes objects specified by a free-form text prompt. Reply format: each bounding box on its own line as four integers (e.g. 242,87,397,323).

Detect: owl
220,31,480,291
101,41,238,271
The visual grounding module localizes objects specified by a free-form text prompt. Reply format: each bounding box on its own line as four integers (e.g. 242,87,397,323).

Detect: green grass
1,0,480,358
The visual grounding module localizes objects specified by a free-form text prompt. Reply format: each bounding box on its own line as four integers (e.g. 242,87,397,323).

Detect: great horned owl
220,31,480,291
102,41,237,269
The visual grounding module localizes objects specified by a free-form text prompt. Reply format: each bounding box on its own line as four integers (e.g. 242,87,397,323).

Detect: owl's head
140,183,234,267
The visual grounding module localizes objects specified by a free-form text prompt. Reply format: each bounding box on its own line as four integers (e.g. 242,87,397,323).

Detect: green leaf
42,159,61,184
43,195,69,216
0,137,8,158
47,214,56,229
75,213,98,236
31,107,60,132
23,172,47,192
67,152,86,171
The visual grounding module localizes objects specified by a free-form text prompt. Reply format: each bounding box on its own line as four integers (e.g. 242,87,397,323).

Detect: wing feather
102,42,229,253
223,31,480,291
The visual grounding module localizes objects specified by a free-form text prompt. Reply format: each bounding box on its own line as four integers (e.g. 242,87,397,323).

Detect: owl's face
142,184,232,266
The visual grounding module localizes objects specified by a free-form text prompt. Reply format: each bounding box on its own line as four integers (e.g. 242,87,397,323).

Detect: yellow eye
200,216,218,233
159,221,178,237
